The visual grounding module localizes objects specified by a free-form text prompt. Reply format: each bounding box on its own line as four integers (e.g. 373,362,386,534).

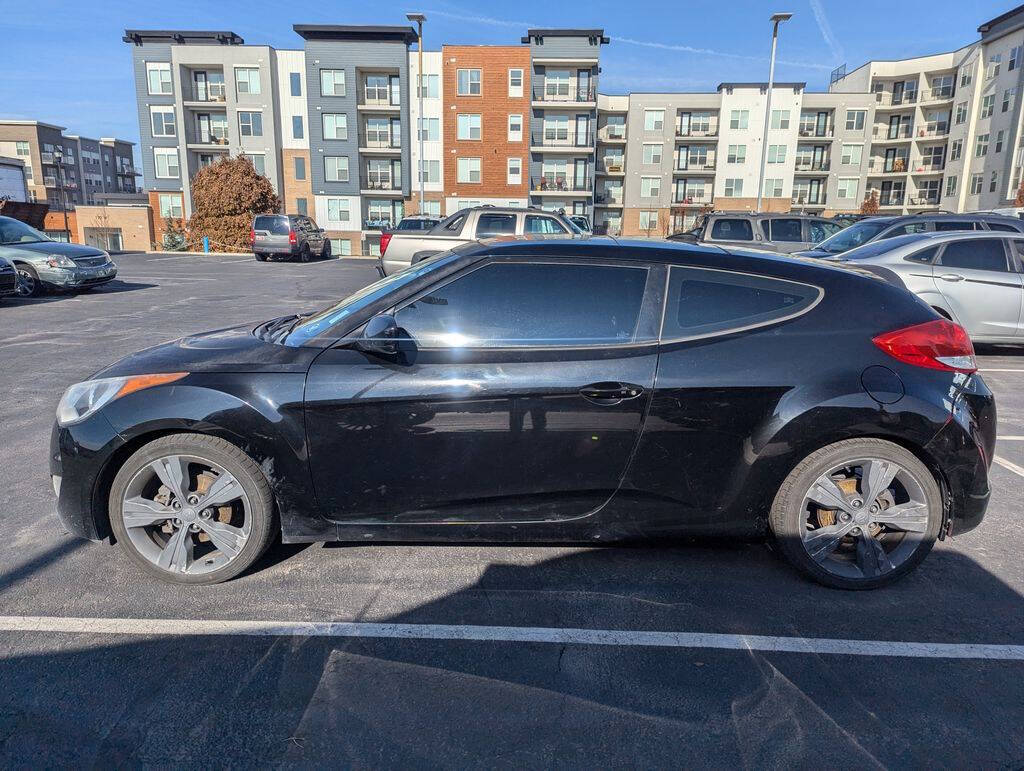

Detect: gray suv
667,212,844,254
251,214,330,262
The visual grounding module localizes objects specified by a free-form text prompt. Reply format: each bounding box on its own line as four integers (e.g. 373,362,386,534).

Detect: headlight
56,372,188,426
46,254,76,269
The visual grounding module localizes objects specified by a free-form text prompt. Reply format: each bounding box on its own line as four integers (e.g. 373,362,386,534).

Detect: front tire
108,434,277,585
320,240,331,260
15,264,41,297
770,438,942,590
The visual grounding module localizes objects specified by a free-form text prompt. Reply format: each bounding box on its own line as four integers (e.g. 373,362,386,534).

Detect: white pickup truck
378,206,584,276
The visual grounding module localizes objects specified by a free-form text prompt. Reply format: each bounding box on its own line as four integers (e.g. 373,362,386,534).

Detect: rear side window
661,266,821,340
768,218,803,242
396,262,650,347
710,219,754,241
525,216,568,234
904,245,940,264
938,239,1009,272
443,214,466,232
476,214,517,237
396,219,431,231
809,221,842,242
254,215,288,235
987,222,1020,232
881,222,929,239
934,221,978,232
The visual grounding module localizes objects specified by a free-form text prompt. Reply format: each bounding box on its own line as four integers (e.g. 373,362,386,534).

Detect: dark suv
795,213,1024,258
251,214,329,262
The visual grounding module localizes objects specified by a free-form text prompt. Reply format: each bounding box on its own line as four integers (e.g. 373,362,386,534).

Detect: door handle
938,273,965,282
579,382,644,404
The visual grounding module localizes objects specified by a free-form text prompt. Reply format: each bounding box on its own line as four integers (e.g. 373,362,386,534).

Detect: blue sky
0,0,1013,159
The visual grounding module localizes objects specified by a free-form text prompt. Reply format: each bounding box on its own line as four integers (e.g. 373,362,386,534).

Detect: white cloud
809,0,845,63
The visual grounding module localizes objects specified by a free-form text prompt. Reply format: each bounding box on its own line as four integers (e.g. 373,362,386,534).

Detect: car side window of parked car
937,239,1010,272
809,221,842,242
524,216,569,235
768,218,803,242
661,266,821,341
710,218,754,241
395,262,650,348
442,214,466,233
476,214,517,238
904,245,941,264
986,222,1021,232
882,222,931,239
934,221,980,231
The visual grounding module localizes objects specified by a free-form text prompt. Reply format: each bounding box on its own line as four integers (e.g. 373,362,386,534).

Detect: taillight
250,228,256,244
380,233,392,255
288,230,297,246
872,319,977,373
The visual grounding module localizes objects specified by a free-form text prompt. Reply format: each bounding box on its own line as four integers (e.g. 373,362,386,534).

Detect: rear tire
298,245,311,263
770,438,942,590
108,434,277,585
255,253,267,262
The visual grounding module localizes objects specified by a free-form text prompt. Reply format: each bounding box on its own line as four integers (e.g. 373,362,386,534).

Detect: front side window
457,69,482,96
809,221,842,242
710,218,753,241
938,239,1008,272
395,262,649,348
235,68,261,96
661,266,821,341
239,111,263,137
321,69,346,97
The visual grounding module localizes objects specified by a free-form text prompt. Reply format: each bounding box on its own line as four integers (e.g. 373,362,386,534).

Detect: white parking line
994,456,1024,478
0,615,1022,660
116,275,219,282
980,368,1024,373
998,436,1024,441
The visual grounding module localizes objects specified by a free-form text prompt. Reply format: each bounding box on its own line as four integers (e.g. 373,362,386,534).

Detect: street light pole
756,12,792,213
52,149,70,240
407,13,426,215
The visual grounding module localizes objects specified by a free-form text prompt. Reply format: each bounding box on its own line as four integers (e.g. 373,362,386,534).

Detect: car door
765,217,805,254
933,237,1023,338
304,256,662,524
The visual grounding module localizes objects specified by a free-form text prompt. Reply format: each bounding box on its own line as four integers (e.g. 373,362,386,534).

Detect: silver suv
667,212,844,254
251,214,329,262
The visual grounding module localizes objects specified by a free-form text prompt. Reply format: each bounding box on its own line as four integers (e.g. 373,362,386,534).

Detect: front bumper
39,263,117,290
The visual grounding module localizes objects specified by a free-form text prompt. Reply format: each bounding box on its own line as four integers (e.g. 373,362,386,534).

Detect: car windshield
0,218,51,245
563,217,584,235
833,233,934,260
814,220,890,254
282,251,463,347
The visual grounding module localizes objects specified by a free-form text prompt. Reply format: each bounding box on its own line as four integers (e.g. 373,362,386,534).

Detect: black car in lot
50,239,995,589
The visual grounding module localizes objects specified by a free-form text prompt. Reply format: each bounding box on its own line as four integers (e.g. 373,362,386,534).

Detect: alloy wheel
15,268,36,297
120,453,252,576
799,457,930,580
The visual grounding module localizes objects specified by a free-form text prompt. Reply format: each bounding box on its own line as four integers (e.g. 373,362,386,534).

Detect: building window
976,133,989,157
420,200,441,217
508,68,524,97
294,156,306,180
835,178,857,200
243,153,266,175
239,111,263,137
970,173,983,195
507,157,522,185
508,114,523,142
763,178,783,197
724,178,743,196
416,74,439,98
955,102,968,124
727,145,746,163
457,157,481,183
945,175,957,197
950,139,963,161
1012,46,1022,72
767,144,786,164
997,130,1005,153
638,210,658,230
323,114,348,140
840,144,862,165
153,148,179,178
146,62,172,95
417,117,440,141
330,238,352,256
1004,88,1015,113
150,106,175,137
457,69,482,96
640,176,661,198
644,110,665,131
296,198,308,215
15,141,29,156
457,114,482,140
982,94,995,118
845,110,865,131
990,171,999,193
290,72,302,97
235,68,261,96
770,109,790,129
544,70,570,98
960,69,972,87
729,110,749,130
326,198,350,223
320,69,346,97
324,156,349,182
987,53,1001,79
642,143,663,164
158,193,183,219
419,159,440,183
292,116,304,140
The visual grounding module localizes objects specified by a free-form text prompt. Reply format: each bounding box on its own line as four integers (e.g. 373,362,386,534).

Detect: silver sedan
826,230,1024,343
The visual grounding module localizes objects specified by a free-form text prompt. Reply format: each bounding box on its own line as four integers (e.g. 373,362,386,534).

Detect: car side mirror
358,314,400,356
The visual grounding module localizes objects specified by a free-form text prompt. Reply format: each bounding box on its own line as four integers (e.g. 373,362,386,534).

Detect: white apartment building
409,50,444,217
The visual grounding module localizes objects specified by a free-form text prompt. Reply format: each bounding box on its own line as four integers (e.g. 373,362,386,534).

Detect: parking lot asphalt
1,251,1023,767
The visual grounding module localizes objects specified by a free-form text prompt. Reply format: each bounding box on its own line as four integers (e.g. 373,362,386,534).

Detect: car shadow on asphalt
3,281,157,305
0,543,1021,767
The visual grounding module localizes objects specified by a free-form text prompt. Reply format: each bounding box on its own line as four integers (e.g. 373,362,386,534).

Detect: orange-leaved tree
860,190,880,215
1015,179,1024,207
187,156,280,252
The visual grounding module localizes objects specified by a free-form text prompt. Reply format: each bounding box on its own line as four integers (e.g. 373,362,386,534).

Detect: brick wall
442,45,531,201
282,149,313,216
148,190,184,250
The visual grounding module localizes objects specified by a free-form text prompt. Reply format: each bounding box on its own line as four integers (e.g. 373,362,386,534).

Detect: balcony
187,134,230,149
873,126,914,141
877,194,906,207
798,127,834,138
869,157,909,173
794,159,831,172
674,160,716,173
791,193,827,206
597,160,624,175
911,161,945,173
360,175,403,195
186,89,227,104
530,176,593,195
675,127,718,139
530,130,595,151
875,91,918,107
531,85,597,105
921,87,955,102
594,192,623,207
597,126,627,142
917,122,949,138
358,133,401,153
907,194,940,207
671,194,713,207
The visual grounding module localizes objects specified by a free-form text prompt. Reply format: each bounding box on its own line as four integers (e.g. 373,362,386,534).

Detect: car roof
707,211,829,220
864,212,1022,224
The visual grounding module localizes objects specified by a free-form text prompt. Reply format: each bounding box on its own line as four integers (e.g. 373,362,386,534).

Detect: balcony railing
531,176,593,193
531,130,595,148
874,125,914,140
877,194,906,206
674,160,716,172
192,134,229,146
363,217,397,231
598,161,624,173
912,161,945,172
869,157,909,173
675,127,718,138
921,87,955,102
918,123,949,138
908,194,940,206
532,85,597,103
794,159,830,172
360,176,402,191
791,193,827,206
598,127,627,141
875,91,918,107
189,90,227,103
798,127,834,138
359,95,401,108
594,192,623,205
358,133,401,149
671,194,712,206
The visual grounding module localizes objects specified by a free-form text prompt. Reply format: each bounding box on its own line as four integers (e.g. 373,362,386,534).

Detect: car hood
93,323,323,379
3,240,108,260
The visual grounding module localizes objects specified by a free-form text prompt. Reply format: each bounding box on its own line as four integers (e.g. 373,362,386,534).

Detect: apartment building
595,94,628,234
277,49,312,219
524,29,607,219
442,44,531,213
410,49,444,217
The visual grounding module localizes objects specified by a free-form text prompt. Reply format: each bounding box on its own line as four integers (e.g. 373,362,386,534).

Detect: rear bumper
253,243,298,256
